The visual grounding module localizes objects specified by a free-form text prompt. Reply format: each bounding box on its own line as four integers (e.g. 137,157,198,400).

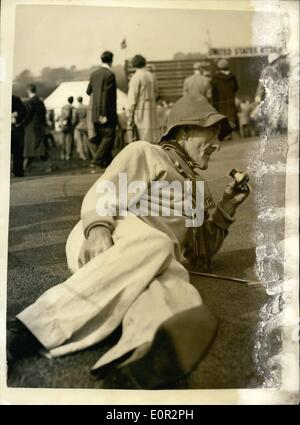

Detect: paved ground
7,135,286,389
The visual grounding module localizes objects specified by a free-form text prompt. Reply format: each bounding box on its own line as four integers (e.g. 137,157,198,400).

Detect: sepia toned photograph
0,0,299,404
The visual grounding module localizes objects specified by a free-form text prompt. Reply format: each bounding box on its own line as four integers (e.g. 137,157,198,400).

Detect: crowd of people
11,50,288,178
181,54,288,140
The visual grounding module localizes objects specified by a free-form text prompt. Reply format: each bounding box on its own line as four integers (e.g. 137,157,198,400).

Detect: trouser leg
17,216,175,356
87,140,97,157
74,129,82,158
12,131,24,177
240,125,245,138
75,129,86,159
65,132,73,158
61,133,66,158
91,126,115,166
121,130,126,148
82,130,90,159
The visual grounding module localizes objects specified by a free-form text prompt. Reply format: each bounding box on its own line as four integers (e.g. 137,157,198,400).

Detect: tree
13,69,35,97
14,69,35,87
41,67,52,79
173,52,207,60
173,52,186,60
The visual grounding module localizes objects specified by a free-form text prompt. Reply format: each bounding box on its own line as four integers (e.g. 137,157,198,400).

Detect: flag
121,38,127,49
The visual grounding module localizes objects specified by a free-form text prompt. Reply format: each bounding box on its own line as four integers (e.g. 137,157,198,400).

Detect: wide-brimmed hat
160,95,233,142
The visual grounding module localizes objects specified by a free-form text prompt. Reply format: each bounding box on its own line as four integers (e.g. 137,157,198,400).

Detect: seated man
7,95,250,388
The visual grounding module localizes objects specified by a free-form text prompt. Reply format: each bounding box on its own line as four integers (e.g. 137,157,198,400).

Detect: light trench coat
127,68,161,143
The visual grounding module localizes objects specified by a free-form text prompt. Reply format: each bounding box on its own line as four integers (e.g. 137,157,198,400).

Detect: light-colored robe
17,142,234,371
127,68,160,143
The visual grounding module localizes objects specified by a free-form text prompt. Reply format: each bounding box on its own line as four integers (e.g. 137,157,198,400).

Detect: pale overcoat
127,68,160,143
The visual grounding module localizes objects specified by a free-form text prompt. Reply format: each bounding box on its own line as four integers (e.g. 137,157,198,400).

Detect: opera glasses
229,169,250,192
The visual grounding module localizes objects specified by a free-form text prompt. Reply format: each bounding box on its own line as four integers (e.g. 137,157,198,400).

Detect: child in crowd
237,97,256,138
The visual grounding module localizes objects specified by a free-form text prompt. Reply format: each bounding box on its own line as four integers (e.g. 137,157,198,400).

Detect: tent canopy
44,81,128,116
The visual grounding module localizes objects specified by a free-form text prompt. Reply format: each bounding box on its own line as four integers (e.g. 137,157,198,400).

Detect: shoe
117,306,218,389
7,318,42,369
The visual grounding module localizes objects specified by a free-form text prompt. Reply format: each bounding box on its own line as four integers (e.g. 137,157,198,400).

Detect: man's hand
219,180,251,217
79,225,113,267
99,116,108,124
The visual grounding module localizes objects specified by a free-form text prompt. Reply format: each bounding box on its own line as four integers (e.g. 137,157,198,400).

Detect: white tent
44,80,128,118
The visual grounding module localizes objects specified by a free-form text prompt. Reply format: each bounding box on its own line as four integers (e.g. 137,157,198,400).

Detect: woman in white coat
127,54,160,144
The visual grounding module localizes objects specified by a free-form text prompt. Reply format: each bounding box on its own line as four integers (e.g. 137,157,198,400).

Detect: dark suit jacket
86,67,117,127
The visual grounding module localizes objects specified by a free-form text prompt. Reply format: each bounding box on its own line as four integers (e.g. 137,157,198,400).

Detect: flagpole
121,37,128,64
121,38,128,90
205,29,212,55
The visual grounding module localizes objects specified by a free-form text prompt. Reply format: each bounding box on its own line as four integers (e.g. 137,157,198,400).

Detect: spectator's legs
240,125,245,138
61,132,66,160
122,129,127,147
87,140,97,158
245,125,251,138
82,130,90,159
11,129,24,177
91,125,115,167
65,131,73,160
75,129,86,160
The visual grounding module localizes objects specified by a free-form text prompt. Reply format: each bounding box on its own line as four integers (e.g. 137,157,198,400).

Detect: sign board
208,46,279,58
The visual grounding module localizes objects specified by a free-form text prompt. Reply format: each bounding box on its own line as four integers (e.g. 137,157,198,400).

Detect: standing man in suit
87,51,117,168
60,96,75,160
